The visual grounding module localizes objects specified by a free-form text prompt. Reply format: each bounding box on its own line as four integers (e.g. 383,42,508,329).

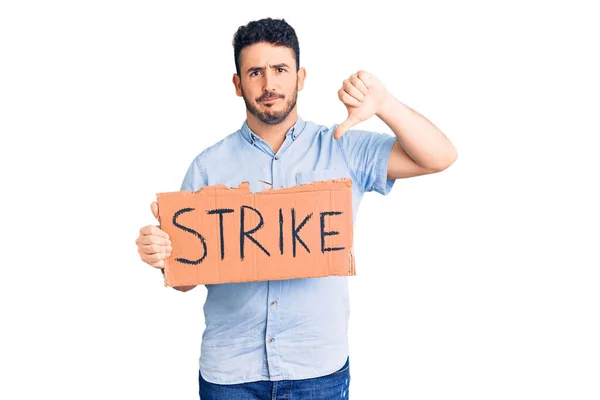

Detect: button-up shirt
180,115,397,384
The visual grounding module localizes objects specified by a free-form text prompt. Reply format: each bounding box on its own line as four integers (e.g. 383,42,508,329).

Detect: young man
136,17,457,399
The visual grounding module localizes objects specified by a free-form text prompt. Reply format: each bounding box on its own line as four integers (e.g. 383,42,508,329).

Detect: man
136,17,457,399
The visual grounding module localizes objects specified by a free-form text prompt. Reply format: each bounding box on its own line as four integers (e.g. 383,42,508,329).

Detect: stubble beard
241,83,298,125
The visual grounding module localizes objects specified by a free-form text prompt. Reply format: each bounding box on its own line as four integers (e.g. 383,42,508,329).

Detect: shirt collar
240,116,306,145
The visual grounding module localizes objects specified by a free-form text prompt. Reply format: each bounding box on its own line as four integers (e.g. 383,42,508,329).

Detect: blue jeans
199,357,351,399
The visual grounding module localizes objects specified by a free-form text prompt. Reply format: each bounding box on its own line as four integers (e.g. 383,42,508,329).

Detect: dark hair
233,18,300,75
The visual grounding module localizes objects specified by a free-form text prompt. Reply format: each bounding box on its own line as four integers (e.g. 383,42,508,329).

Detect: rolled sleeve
373,134,397,195
336,127,398,195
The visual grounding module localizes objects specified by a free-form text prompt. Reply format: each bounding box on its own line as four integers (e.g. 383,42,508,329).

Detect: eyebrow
246,63,290,73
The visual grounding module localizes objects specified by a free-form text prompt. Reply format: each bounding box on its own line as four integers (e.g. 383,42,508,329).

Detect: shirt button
270,301,277,307
267,338,274,343
274,156,279,160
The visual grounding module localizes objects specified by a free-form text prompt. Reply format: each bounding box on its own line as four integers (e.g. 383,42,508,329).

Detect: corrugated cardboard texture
156,178,355,286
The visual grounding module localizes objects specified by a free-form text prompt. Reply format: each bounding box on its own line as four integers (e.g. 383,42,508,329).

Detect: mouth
261,96,281,103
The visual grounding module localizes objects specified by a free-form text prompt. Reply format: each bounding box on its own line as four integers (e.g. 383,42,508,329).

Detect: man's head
232,18,306,125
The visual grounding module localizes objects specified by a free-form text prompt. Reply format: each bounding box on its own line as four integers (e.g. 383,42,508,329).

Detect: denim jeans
199,357,351,399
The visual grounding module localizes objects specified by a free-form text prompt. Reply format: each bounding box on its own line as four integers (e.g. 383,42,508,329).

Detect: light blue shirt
180,115,397,384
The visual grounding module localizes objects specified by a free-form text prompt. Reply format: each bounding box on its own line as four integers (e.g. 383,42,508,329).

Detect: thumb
334,114,360,140
151,201,160,223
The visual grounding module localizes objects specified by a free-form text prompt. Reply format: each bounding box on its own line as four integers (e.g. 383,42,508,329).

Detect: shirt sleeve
335,127,398,195
180,156,208,192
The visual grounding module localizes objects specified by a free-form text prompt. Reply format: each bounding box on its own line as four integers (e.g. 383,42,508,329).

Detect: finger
151,201,160,222
141,248,171,262
338,89,361,108
136,234,171,246
357,70,372,88
148,259,165,269
334,114,361,140
342,79,365,101
142,251,170,263
349,75,368,96
140,243,173,255
137,245,170,266
139,225,169,239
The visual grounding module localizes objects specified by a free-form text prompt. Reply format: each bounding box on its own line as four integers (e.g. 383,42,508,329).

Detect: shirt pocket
295,169,348,185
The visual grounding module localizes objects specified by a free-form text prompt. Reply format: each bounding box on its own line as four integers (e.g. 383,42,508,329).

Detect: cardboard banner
156,178,355,286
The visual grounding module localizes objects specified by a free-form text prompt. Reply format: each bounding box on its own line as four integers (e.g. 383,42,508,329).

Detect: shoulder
298,119,392,154
191,130,242,166
300,119,338,142
180,130,242,191
309,119,389,142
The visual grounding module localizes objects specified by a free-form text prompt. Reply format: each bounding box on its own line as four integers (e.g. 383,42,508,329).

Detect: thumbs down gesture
333,70,390,140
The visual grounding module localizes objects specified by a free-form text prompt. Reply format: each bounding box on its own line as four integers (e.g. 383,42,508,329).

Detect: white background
1,1,599,399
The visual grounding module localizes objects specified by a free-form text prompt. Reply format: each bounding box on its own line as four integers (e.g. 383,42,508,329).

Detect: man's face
233,42,306,124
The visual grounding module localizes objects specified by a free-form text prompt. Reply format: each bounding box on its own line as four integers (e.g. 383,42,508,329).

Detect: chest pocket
295,169,349,185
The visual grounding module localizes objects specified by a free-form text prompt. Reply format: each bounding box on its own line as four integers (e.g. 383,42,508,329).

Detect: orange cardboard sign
156,178,355,286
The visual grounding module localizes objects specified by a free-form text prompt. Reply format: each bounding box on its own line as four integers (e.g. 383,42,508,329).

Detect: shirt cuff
373,136,398,195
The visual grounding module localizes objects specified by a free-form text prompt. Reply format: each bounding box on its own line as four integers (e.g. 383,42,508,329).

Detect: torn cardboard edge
157,178,355,286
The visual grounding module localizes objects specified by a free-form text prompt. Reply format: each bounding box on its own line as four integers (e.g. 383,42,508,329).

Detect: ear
297,67,306,91
232,73,242,97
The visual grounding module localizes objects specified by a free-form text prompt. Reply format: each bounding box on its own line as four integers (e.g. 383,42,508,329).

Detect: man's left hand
334,70,389,139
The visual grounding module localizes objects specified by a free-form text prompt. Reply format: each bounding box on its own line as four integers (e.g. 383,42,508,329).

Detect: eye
277,67,285,73
250,70,261,77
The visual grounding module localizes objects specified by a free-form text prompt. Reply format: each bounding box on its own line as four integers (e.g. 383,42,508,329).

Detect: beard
241,83,298,125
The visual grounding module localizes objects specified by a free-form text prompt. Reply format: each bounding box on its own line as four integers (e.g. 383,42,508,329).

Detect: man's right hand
136,201,196,292
136,201,172,269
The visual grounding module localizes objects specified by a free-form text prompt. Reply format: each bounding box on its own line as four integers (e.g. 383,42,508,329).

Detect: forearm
376,94,457,170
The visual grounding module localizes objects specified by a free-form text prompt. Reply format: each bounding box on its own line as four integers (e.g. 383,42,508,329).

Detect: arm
334,70,457,179
376,94,458,179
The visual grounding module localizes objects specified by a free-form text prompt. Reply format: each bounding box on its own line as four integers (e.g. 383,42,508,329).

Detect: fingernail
167,246,172,252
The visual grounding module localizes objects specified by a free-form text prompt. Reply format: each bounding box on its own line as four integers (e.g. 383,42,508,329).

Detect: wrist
376,93,395,119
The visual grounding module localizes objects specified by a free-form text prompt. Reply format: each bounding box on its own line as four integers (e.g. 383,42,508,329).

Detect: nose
262,69,277,93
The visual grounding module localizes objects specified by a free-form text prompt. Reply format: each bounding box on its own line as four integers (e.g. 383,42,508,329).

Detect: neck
246,108,298,154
